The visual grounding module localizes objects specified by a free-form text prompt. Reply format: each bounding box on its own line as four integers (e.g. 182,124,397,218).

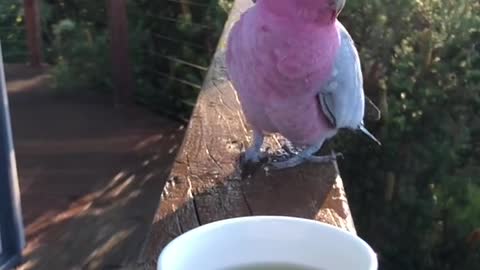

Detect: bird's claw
267,151,343,170
240,150,267,179
266,141,304,163
305,152,343,162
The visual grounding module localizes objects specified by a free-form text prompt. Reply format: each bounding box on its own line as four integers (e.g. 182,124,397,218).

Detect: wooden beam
24,0,43,67
137,1,356,268
106,0,134,106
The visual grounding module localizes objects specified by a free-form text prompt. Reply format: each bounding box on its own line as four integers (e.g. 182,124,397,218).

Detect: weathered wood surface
138,0,356,268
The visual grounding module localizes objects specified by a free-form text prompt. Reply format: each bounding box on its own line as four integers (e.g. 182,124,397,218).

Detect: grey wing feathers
318,22,365,129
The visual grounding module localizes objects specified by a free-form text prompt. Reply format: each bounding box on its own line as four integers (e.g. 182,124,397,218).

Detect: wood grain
138,0,356,268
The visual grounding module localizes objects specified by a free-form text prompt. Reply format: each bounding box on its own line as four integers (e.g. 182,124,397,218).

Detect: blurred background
1,0,479,269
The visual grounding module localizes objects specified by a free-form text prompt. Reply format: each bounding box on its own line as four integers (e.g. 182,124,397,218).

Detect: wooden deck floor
6,64,185,269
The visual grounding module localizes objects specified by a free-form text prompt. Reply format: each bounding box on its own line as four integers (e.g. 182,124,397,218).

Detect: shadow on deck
6,64,185,269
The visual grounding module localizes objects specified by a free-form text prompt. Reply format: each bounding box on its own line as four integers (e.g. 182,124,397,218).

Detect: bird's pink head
256,0,345,24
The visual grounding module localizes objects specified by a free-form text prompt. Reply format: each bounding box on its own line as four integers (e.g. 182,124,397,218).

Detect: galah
226,0,380,172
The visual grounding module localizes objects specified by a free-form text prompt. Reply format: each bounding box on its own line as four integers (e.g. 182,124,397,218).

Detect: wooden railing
106,0,135,105
23,0,43,67
137,0,356,268
17,1,357,268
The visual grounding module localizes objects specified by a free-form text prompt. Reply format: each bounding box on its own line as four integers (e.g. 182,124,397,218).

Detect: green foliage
30,0,232,118
39,0,111,92
0,0,27,62
127,0,232,120
50,19,110,93
334,0,480,269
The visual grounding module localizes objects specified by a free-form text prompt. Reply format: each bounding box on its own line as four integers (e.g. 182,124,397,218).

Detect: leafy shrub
0,0,27,62
49,18,111,93
33,0,232,118
127,0,233,119
334,0,480,269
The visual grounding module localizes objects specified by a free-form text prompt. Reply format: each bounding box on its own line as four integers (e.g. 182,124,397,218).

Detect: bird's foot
268,151,343,170
242,147,265,163
268,139,306,162
240,148,268,178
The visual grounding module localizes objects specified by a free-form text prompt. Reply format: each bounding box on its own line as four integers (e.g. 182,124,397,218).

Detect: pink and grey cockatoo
226,0,380,172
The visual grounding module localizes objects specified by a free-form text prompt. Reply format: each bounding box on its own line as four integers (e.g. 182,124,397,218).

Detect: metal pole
0,41,25,270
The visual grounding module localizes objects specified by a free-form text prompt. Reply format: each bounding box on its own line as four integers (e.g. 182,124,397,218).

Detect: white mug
158,216,378,270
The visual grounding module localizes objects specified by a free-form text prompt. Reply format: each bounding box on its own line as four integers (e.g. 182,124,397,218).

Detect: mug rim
158,215,378,270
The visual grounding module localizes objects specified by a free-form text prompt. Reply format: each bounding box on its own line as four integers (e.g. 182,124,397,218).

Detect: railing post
24,0,43,67
106,0,134,106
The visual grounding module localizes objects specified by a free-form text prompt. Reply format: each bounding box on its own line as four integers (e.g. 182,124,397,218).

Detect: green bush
38,0,111,92
49,18,111,93
35,0,232,118
127,0,233,120
334,0,480,269
0,0,27,62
